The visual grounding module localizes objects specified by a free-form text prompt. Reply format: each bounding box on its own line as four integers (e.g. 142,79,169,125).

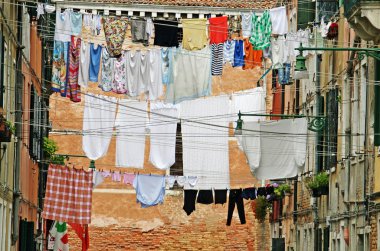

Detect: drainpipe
313,2,322,251
11,4,23,245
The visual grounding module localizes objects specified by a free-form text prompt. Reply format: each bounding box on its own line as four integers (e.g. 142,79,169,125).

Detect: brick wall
67,193,270,251
370,214,378,251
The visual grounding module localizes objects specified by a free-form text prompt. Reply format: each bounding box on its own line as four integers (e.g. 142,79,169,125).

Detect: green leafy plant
43,137,65,165
306,172,329,197
274,184,292,198
4,120,15,135
253,196,271,223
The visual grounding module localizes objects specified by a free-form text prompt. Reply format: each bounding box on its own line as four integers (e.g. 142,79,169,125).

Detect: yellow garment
182,19,208,50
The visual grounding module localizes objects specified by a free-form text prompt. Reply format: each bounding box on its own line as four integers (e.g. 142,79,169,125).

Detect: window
325,89,338,170
297,0,315,30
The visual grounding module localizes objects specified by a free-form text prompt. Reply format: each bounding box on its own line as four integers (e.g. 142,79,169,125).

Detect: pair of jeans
226,189,246,226
278,63,291,85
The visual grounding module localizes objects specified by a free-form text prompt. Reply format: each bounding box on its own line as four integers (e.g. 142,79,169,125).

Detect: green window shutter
297,1,316,30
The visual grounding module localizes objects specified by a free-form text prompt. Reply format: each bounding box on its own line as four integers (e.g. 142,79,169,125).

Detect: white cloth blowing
82,95,117,160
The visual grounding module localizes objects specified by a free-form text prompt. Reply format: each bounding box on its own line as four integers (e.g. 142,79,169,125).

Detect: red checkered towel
42,164,93,224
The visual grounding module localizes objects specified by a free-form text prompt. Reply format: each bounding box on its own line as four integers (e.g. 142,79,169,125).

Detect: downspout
11,4,23,245
314,1,321,251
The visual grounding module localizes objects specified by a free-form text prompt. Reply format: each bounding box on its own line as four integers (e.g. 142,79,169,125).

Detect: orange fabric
209,16,228,44
69,223,90,251
243,38,262,69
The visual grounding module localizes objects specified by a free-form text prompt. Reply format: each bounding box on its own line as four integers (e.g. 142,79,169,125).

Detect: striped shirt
211,43,224,76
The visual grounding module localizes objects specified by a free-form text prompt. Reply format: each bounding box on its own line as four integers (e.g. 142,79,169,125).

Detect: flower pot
320,186,329,195
0,123,11,142
311,188,321,197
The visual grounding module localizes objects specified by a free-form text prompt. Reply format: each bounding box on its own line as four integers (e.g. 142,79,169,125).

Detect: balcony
344,0,380,43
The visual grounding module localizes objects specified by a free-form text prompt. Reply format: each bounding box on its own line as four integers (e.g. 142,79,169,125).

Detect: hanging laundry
231,87,266,149
214,189,227,204
68,223,90,251
241,13,252,38
161,47,172,85
209,16,228,44
153,20,179,47
241,118,308,180
42,165,93,224
147,48,163,100
49,221,69,251
176,176,187,187
67,36,81,102
263,45,272,59
223,40,235,65
226,189,246,226
149,102,178,170
278,63,291,85
297,29,310,49
180,96,230,190
286,32,300,62
242,187,257,200
89,44,102,82
256,187,267,196
44,4,55,14
82,14,103,43
133,174,166,208
112,51,128,94
233,40,245,67
115,100,147,168
249,10,272,50
123,173,136,185
183,190,198,215
146,18,154,41
36,3,44,20
182,19,208,50
197,190,214,204
93,170,104,188
166,46,211,104
187,176,198,187
319,16,330,38
327,22,338,40
70,11,82,36
131,18,149,46
82,94,117,160
271,35,287,69
211,43,224,76
112,171,122,182
99,48,115,92
166,176,176,188
269,6,288,35
103,16,129,57
78,41,90,87
54,9,71,42
126,50,142,97
51,41,67,94
243,38,262,69
139,51,150,94
228,15,241,38
22,7,30,62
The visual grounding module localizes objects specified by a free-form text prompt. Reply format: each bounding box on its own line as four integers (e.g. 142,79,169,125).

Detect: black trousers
226,189,246,226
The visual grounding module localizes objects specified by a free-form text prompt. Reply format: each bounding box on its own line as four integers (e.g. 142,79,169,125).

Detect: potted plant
306,172,329,197
274,184,292,199
253,196,271,223
43,137,66,165
0,117,15,142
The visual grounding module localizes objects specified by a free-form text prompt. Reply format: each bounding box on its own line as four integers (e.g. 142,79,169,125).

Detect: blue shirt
89,44,102,82
133,174,166,208
233,40,245,67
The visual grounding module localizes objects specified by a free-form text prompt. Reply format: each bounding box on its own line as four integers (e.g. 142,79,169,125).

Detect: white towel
269,6,288,35
231,87,266,149
147,48,164,100
242,118,308,180
149,102,178,170
82,95,117,160
115,99,147,168
180,96,230,189
166,47,211,104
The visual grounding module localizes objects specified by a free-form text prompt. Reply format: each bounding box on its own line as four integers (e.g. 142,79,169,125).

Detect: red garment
67,36,81,102
69,223,90,251
209,16,228,44
243,38,262,69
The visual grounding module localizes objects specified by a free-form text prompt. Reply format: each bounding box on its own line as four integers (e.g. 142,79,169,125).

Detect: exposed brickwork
370,214,378,251
67,193,270,250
